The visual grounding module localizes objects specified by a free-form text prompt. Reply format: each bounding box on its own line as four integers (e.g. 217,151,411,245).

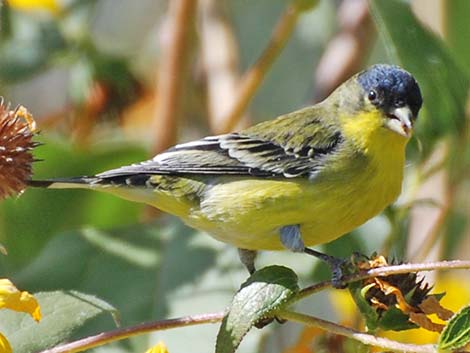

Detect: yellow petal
145,341,169,353
0,332,12,353
6,0,60,14
0,279,41,322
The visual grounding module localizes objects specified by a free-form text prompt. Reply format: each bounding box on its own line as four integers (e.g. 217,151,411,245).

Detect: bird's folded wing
97,116,343,180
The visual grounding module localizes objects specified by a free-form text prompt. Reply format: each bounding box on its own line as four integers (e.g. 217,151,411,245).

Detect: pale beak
385,106,414,138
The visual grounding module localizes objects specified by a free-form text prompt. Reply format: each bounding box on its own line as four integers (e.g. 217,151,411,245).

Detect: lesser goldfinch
29,64,422,276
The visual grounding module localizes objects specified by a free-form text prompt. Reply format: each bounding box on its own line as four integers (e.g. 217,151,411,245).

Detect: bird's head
355,64,423,138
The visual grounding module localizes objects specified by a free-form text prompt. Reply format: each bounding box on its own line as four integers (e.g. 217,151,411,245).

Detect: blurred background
0,0,468,352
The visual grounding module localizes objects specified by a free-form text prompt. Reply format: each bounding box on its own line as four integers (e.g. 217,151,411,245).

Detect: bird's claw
254,316,286,329
304,247,349,289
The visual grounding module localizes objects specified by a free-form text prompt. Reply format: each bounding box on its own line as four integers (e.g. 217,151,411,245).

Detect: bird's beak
385,106,414,138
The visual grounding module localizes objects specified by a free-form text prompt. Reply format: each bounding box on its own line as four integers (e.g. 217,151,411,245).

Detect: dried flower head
349,254,453,332
0,100,38,199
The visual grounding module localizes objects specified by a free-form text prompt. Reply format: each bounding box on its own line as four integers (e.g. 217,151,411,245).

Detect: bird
29,64,423,281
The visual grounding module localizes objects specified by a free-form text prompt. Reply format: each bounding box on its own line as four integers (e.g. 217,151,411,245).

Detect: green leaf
438,305,470,351
376,306,417,331
446,0,470,78
9,221,244,352
348,281,380,332
0,290,119,353
370,0,469,150
216,265,299,353
349,281,417,332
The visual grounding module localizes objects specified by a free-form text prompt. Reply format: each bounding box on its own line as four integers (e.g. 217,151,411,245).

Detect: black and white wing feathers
96,111,344,182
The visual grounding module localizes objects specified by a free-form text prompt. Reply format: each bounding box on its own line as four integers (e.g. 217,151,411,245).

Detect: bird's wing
97,110,344,180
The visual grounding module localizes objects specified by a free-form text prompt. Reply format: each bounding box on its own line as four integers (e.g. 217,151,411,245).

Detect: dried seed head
0,101,38,199
349,253,451,332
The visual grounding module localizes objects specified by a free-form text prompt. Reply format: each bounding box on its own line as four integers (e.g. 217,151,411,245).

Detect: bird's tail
27,177,102,190
28,175,160,207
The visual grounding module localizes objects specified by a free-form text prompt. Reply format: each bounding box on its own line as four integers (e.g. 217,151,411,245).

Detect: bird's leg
238,248,258,274
304,248,346,288
280,225,346,288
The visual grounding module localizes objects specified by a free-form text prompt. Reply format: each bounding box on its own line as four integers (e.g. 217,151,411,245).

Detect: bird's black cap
358,64,423,118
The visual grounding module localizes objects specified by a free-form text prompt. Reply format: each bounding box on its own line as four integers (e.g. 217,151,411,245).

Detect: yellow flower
0,278,41,352
0,332,12,353
0,279,41,321
145,341,169,353
6,0,60,14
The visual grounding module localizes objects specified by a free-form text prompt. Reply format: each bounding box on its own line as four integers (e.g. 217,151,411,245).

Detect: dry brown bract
0,101,37,199
353,254,454,333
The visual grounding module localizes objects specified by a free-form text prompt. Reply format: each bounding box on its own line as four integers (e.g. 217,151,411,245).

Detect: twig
278,310,436,353
218,2,306,133
297,259,470,300
313,0,374,102
198,0,250,133
152,0,197,154
39,312,225,353
406,142,452,262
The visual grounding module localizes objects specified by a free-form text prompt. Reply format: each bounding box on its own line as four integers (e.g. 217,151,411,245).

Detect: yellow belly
181,159,402,250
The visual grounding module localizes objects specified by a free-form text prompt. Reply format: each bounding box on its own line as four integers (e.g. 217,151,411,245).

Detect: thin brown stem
313,0,374,102
405,142,452,262
414,186,453,262
39,312,225,353
199,0,249,132
278,310,436,353
152,0,197,154
297,259,470,300
218,2,305,134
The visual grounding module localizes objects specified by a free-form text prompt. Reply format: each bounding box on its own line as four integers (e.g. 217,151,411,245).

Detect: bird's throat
340,111,408,158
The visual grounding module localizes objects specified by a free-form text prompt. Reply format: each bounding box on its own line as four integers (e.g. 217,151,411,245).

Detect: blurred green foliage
0,139,146,268
372,0,469,152
0,290,119,352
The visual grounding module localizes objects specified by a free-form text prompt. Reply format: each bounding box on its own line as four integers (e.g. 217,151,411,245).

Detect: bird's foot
254,316,286,329
238,248,258,274
304,247,348,288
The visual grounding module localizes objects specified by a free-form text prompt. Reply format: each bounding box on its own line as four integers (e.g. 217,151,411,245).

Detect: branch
278,310,437,353
199,0,250,132
313,0,374,101
217,1,306,133
297,259,470,300
39,312,225,353
152,0,197,154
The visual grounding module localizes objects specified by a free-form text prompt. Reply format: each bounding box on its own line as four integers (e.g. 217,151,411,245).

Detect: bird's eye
368,90,377,101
